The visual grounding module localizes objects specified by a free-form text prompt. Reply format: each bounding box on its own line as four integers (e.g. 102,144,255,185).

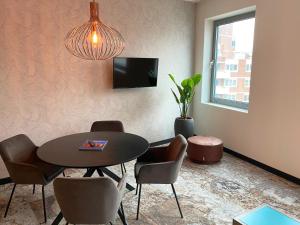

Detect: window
226,64,238,72
224,78,237,87
231,40,236,49
245,63,252,72
217,63,223,71
216,94,236,101
244,78,250,88
243,95,249,102
210,12,255,109
225,94,236,101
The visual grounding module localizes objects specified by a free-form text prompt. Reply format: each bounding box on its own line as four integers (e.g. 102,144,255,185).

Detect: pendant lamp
64,0,125,60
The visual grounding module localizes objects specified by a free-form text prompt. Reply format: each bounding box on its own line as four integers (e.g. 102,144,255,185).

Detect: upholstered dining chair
53,175,127,225
135,134,188,220
0,134,64,223
90,120,127,174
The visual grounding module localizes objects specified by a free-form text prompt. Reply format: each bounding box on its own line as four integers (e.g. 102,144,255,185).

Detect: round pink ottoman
187,136,223,164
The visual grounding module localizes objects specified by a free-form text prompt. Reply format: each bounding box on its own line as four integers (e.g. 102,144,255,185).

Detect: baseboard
224,147,300,185
0,177,12,185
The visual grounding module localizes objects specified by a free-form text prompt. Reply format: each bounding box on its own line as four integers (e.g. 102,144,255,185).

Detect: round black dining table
37,131,149,225
37,131,149,168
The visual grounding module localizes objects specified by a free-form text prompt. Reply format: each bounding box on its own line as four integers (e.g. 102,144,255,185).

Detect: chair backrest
166,135,188,183
137,135,187,184
0,134,36,163
165,135,188,162
53,177,121,224
90,120,124,132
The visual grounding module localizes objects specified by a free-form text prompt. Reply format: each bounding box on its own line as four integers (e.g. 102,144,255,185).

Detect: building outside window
217,63,223,71
244,78,251,88
215,94,236,101
226,64,238,72
224,78,237,87
225,94,236,101
210,11,256,109
231,40,236,49
243,95,249,102
245,63,252,72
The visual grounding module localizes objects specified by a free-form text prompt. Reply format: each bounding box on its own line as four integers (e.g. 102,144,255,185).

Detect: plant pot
174,117,194,138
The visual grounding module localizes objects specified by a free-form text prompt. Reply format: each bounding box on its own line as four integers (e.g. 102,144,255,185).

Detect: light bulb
92,30,98,44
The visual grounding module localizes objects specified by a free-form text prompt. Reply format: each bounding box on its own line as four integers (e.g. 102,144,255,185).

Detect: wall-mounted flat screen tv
113,57,159,89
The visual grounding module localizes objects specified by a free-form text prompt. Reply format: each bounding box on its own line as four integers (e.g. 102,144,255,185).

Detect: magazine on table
79,140,108,151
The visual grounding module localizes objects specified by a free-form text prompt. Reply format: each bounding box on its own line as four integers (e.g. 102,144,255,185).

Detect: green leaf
180,94,185,103
168,74,176,83
187,79,194,89
169,74,183,96
188,90,196,103
171,89,180,104
176,84,184,97
192,74,202,85
181,79,188,88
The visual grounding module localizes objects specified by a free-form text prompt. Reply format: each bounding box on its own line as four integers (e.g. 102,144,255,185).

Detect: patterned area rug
0,153,299,225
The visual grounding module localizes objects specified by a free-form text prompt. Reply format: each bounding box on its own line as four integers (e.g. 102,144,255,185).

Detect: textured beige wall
0,0,196,178
194,0,300,178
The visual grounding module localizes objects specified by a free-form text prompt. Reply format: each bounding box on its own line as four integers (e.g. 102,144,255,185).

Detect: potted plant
169,73,202,138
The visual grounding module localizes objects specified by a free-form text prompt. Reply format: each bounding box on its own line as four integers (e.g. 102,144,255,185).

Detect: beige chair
0,134,64,223
90,120,127,174
135,135,187,220
53,175,127,225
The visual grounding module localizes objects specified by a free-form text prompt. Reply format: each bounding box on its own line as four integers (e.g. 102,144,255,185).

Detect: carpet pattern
0,153,299,225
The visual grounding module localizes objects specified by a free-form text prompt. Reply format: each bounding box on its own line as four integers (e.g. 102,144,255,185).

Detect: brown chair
0,134,64,223
90,120,127,174
53,175,127,225
135,135,187,220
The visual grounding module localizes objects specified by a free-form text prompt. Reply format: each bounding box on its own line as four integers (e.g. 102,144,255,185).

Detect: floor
0,153,299,225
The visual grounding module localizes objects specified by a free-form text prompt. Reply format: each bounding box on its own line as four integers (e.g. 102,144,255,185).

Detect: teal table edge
233,204,300,225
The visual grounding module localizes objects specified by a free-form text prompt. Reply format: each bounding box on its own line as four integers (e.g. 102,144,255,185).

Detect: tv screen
113,57,159,88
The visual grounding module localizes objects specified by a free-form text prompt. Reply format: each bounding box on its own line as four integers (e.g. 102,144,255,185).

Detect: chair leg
171,184,183,218
4,183,16,218
120,164,124,175
63,171,66,177
120,202,125,219
136,184,142,220
122,163,127,173
33,184,35,194
97,168,104,177
118,207,128,225
135,183,139,195
84,168,96,177
117,201,127,224
42,185,47,223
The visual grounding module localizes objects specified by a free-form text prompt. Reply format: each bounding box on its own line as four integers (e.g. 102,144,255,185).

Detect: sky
231,18,256,54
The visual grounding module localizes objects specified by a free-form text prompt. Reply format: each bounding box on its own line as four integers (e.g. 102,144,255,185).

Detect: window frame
210,11,256,110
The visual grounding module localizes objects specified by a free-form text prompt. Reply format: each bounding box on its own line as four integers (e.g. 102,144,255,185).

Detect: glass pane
214,17,255,104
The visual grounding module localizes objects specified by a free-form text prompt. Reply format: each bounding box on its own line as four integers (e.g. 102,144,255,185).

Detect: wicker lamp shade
64,1,125,60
